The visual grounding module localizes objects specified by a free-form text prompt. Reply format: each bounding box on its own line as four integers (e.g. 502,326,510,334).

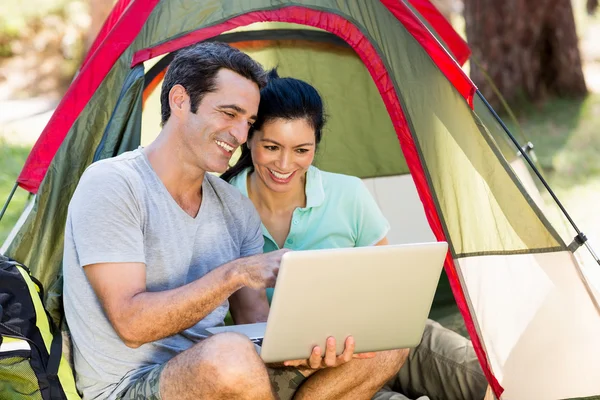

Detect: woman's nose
276,151,291,170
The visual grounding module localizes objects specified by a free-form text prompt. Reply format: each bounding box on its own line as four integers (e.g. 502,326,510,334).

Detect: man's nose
230,121,249,144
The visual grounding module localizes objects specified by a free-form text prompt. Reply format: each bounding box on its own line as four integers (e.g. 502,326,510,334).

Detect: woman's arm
375,237,389,246
229,287,270,324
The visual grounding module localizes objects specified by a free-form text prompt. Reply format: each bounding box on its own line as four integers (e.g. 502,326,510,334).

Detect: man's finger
340,336,355,363
308,345,322,369
324,336,337,367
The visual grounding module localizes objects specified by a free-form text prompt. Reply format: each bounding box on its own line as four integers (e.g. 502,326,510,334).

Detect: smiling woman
222,68,386,276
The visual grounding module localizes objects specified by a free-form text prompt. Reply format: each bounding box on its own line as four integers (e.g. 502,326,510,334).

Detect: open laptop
207,242,448,363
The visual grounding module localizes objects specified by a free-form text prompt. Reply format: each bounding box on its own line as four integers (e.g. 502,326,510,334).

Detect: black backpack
0,254,80,399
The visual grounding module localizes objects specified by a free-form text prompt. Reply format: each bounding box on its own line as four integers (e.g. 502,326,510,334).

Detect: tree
86,0,114,51
464,0,587,108
588,0,598,15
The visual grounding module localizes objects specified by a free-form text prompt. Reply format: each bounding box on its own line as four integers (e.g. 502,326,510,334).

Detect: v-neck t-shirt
63,148,263,399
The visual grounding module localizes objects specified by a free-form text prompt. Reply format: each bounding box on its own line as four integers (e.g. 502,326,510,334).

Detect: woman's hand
282,336,376,376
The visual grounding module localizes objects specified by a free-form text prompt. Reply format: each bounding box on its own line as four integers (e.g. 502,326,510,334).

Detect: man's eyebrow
218,104,257,121
260,138,315,147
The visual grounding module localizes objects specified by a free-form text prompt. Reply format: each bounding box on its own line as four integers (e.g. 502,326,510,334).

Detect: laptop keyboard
251,337,264,346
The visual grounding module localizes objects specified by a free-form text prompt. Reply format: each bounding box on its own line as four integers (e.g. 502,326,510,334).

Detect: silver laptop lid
260,242,448,363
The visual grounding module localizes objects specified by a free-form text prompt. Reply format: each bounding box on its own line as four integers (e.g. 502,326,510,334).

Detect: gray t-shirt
63,149,263,399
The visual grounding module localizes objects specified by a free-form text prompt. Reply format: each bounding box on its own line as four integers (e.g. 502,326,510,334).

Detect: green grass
507,94,600,188
0,140,31,246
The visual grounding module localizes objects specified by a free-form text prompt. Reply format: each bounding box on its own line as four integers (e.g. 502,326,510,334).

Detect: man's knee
163,332,273,399
195,332,267,386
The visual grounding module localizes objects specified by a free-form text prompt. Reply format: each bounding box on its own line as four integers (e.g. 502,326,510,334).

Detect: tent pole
0,182,18,223
476,90,600,266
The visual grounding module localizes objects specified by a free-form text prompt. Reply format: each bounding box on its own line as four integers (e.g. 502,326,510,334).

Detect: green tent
2,1,600,398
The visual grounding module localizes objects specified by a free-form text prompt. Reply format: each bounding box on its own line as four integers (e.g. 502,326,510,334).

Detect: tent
2,0,600,398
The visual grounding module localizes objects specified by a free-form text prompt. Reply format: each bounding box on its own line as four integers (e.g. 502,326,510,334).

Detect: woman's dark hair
221,69,326,182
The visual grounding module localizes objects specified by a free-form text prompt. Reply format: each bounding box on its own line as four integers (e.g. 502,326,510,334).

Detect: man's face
178,68,260,173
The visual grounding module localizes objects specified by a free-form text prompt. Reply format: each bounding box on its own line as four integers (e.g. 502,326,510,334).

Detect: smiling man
63,42,404,400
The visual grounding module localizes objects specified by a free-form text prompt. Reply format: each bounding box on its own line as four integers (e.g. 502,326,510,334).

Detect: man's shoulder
80,150,144,187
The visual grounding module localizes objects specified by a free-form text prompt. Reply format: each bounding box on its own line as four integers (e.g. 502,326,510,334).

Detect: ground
0,1,599,334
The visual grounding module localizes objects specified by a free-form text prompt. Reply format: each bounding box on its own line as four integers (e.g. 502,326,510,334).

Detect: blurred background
0,0,599,250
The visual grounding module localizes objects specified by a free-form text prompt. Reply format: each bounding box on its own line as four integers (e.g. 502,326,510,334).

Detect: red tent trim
81,0,135,69
379,0,475,108
405,0,471,66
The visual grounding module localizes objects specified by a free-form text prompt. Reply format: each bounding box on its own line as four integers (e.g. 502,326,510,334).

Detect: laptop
206,242,448,363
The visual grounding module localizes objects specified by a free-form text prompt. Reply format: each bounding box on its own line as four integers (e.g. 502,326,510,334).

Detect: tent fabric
457,251,600,399
17,0,474,195
379,0,475,106
405,0,471,65
93,65,144,162
81,0,134,69
15,0,160,194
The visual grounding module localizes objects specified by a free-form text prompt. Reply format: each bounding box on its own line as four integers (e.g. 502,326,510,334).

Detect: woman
222,70,389,303
222,70,488,400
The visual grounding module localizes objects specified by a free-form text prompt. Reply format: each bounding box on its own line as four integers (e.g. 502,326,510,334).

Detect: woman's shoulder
314,167,364,191
221,167,250,197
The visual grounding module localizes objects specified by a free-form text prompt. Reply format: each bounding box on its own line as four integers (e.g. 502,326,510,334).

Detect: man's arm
85,250,286,348
229,287,270,324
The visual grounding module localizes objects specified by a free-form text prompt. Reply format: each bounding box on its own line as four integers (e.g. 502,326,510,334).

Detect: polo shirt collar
303,165,325,209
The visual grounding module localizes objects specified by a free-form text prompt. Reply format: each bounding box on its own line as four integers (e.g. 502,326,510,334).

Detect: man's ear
169,84,188,119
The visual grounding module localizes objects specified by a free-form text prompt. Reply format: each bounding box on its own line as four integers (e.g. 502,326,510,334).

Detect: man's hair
160,42,267,126
221,69,326,183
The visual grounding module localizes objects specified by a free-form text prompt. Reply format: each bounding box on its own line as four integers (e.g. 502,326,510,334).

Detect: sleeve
352,179,390,246
240,198,265,257
68,163,146,266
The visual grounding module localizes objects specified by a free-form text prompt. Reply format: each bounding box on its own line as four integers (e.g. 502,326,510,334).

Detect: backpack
0,254,80,400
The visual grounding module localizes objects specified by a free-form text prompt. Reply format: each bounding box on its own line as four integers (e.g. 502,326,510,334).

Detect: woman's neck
247,170,306,214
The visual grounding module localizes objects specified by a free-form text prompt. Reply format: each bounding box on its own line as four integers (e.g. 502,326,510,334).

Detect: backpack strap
47,314,66,399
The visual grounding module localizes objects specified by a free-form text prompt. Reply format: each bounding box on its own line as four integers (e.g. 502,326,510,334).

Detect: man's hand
234,249,290,289
280,336,376,376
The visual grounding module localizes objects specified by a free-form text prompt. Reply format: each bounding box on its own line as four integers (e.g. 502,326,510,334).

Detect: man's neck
144,128,205,215
248,171,306,215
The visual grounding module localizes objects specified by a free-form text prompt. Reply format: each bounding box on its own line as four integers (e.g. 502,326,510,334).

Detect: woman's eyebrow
260,138,314,147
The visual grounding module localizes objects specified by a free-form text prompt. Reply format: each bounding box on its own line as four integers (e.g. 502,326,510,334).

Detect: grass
0,139,31,246
508,94,600,187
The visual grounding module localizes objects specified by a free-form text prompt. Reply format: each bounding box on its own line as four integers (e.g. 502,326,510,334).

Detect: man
63,42,406,400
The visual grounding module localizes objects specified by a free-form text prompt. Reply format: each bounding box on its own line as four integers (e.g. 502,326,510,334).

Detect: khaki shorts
116,319,486,400
115,362,306,400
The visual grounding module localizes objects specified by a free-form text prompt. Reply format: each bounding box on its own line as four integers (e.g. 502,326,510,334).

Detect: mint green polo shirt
229,166,390,302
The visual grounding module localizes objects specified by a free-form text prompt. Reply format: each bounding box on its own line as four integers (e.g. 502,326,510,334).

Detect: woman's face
248,118,316,193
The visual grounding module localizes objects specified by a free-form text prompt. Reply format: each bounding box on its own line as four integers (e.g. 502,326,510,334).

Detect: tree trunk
464,0,587,109
86,0,114,51
588,0,599,15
